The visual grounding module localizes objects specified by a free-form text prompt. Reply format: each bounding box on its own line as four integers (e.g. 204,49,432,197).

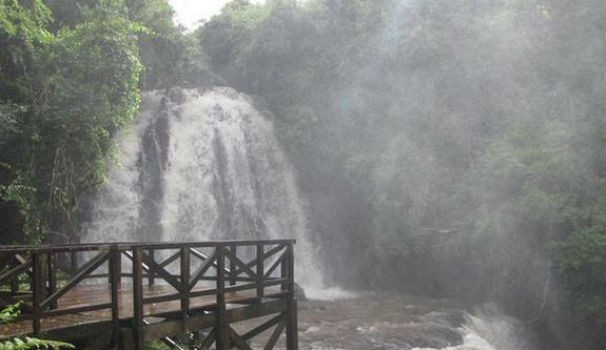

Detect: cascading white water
81,87,327,293
413,303,535,350
292,295,536,350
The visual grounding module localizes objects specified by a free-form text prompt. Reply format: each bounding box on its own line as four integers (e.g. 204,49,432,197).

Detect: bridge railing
0,239,296,343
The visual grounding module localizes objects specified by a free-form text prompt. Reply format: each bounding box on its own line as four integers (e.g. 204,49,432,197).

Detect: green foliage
0,0,602,345
0,0,143,242
0,337,74,350
0,0,53,42
198,0,606,342
559,225,606,321
0,301,22,323
0,302,74,350
126,0,192,88
0,103,20,146
144,341,170,350
198,0,270,73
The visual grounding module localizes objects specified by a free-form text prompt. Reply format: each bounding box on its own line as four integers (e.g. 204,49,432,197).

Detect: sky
169,0,265,30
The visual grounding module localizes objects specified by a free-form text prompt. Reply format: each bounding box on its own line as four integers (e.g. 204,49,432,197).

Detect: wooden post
148,249,155,286
256,243,264,301
180,247,190,317
229,244,237,286
291,299,299,349
285,243,298,350
281,249,288,293
215,245,229,350
32,251,44,335
110,245,121,347
132,247,144,350
10,255,19,296
47,252,57,309
10,275,18,295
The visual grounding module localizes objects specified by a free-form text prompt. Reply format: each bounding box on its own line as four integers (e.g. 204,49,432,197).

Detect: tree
0,0,143,243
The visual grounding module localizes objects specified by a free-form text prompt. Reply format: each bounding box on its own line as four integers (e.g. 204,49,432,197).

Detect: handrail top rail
0,239,296,254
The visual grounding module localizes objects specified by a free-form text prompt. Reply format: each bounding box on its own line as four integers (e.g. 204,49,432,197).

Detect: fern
0,337,74,350
0,301,22,323
0,303,74,350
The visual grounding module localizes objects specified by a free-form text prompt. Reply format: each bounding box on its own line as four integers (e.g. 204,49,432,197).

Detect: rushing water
294,295,535,350
233,293,535,350
81,86,535,349
81,87,332,294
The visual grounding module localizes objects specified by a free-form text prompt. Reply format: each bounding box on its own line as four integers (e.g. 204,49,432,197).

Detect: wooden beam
1,240,299,350
241,313,283,341
264,252,285,280
225,248,257,281
0,258,32,284
229,326,253,350
41,251,108,309
31,251,43,335
264,318,286,350
229,244,237,286
285,243,297,350
233,244,285,276
141,300,288,343
200,328,216,349
256,244,264,300
43,303,113,317
180,247,190,316
147,249,155,286
158,250,181,268
132,247,144,350
110,245,121,348
188,250,216,291
47,253,57,309
215,245,229,350
141,251,181,291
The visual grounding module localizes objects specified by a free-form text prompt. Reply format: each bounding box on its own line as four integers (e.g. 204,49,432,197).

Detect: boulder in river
295,282,308,301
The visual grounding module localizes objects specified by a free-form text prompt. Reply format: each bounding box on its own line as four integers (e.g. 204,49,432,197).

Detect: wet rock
295,282,308,301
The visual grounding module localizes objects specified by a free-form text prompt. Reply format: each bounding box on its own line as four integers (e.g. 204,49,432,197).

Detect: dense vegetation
0,0,604,348
0,0,144,243
197,0,605,347
1,302,74,349
0,0,205,243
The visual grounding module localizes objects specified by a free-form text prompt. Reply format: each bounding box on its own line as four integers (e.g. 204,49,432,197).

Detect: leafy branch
0,302,74,350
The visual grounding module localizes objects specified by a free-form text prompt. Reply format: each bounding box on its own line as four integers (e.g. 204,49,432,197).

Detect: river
245,293,536,350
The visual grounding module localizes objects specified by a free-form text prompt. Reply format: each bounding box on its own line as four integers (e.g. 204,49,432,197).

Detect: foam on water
416,325,496,350
305,286,358,301
413,303,533,350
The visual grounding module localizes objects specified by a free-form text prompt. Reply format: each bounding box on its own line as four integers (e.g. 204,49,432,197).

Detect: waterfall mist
1,0,604,348
193,0,604,347
81,87,339,297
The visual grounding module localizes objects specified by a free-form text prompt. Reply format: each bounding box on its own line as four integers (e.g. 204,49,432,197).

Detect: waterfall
81,87,325,293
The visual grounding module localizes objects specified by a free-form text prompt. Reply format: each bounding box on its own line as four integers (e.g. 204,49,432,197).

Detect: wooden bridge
0,240,298,349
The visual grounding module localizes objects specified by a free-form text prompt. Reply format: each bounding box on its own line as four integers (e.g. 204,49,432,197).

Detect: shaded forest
1,0,604,348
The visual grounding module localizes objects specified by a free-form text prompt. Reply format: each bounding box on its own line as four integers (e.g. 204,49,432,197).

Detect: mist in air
175,1,606,348
0,0,604,349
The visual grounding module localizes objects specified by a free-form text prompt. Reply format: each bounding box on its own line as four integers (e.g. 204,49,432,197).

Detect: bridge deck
2,285,263,337
0,240,297,349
